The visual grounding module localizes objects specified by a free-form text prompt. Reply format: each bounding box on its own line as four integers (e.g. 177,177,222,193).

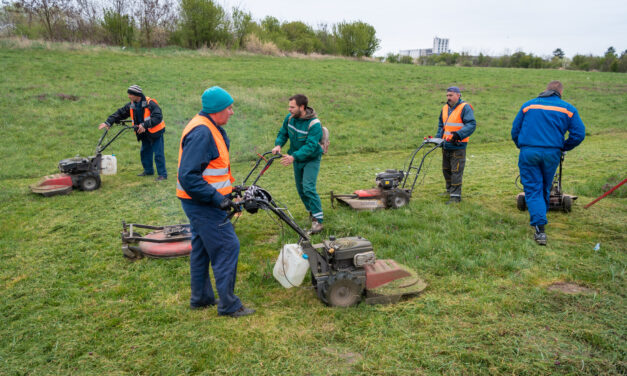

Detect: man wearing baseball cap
435,86,476,204
99,85,168,181
176,86,254,318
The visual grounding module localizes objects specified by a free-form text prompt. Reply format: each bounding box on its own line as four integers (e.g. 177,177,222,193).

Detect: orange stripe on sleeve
522,104,573,118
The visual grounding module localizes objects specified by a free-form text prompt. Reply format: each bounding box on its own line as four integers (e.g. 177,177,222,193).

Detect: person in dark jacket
99,85,167,181
176,86,254,318
511,80,585,245
272,94,324,234
435,86,477,204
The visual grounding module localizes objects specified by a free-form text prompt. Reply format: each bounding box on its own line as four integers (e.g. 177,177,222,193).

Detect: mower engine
375,169,404,189
308,236,371,306
57,154,102,191
307,234,425,307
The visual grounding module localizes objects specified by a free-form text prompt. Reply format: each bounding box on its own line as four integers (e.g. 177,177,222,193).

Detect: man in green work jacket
272,94,324,234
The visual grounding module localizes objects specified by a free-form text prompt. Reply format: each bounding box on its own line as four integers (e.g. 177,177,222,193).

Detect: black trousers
442,148,466,198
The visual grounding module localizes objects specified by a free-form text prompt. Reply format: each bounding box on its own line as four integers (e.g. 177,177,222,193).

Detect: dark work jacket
104,95,165,141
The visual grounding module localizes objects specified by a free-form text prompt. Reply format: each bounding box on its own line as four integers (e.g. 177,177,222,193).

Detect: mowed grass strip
0,43,625,375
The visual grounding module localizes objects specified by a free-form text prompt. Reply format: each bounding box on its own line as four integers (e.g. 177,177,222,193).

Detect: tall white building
433,37,450,54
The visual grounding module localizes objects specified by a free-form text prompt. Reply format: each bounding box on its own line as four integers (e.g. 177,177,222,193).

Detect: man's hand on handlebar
280,154,294,166
98,123,110,130
220,197,241,212
271,145,281,155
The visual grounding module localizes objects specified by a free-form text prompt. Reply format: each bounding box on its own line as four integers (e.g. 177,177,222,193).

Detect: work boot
155,175,167,181
220,306,255,318
534,226,547,246
446,197,461,205
137,172,154,177
310,218,323,234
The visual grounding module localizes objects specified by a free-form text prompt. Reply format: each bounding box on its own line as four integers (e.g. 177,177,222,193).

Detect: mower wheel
562,195,573,213
79,173,101,191
316,280,329,305
387,190,410,209
516,194,527,211
326,273,362,307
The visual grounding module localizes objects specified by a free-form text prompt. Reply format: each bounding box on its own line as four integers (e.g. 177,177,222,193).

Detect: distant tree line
386,47,627,73
0,0,380,56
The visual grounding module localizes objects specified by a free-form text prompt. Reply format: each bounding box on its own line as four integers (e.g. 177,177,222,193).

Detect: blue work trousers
181,200,242,315
518,147,561,226
140,135,167,177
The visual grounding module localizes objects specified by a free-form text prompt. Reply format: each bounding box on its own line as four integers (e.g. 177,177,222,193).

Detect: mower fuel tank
376,169,404,189
323,236,373,270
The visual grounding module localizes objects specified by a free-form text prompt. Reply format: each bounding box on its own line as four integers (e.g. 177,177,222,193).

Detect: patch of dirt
36,93,80,101
56,93,79,101
547,282,595,294
338,352,362,364
322,347,363,365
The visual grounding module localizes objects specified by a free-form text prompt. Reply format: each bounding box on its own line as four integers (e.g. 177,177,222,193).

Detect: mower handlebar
227,185,310,241
97,121,136,153
241,151,283,186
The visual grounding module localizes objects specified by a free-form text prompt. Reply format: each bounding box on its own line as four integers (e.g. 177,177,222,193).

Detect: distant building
399,48,432,58
399,37,450,58
432,36,450,54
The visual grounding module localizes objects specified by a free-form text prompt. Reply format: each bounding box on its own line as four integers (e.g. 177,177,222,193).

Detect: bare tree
17,0,73,39
138,0,175,46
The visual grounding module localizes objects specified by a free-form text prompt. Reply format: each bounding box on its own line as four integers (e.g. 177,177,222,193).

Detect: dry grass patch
547,282,596,294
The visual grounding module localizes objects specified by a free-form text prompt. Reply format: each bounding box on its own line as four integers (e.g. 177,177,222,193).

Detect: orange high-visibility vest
442,102,472,142
176,115,235,199
130,97,166,134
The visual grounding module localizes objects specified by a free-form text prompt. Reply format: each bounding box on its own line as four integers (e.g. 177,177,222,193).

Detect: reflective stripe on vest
176,114,235,199
129,97,166,134
442,102,470,142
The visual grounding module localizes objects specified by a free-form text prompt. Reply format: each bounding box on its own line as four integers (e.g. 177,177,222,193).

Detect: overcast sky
220,0,626,58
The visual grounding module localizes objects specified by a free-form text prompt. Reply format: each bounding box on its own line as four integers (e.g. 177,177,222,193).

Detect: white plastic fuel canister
101,154,117,175
273,244,309,288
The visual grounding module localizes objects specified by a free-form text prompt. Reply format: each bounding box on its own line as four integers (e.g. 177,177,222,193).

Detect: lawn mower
516,152,577,213
120,151,283,260
330,136,444,210
121,221,192,259
231,183,427,307
30,120,134,197
233,152,426,306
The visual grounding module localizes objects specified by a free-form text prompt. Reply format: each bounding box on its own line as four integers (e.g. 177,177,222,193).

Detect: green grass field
1,40,626,375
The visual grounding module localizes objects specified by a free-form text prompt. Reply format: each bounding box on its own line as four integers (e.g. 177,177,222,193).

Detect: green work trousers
293,156,323,223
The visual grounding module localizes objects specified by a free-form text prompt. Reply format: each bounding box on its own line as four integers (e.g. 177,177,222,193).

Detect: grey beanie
127,85,143,96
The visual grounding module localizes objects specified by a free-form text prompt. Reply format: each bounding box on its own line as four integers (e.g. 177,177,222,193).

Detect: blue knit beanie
447,86,461,94
202,86,233,114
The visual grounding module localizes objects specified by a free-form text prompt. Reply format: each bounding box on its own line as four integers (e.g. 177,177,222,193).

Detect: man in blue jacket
435,86,476,204
272,94,324,234
177,86,254,317
511,81,585,245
